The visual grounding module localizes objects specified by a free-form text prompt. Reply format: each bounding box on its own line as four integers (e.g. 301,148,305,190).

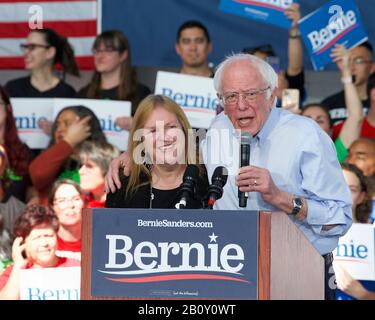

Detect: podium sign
89,209,258,299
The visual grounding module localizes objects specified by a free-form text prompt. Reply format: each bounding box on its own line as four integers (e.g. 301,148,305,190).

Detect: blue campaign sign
219,0,295,29
298,0,368,70
90,209,258,299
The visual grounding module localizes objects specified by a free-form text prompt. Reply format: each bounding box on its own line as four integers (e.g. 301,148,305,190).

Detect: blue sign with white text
298,0,368,70
90,209,258,299
219,0,296,29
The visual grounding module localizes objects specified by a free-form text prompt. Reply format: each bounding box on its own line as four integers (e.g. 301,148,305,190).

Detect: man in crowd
175,20,214,78
322,42,374,126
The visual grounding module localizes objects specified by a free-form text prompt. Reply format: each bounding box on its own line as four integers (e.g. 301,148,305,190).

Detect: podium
81,208,324,300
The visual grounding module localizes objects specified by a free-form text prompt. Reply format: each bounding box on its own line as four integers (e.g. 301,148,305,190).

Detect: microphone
207,166,228,209
175,165,199,209
239,132,252,208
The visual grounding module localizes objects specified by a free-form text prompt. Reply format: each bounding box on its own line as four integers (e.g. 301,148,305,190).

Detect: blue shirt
201,107,353,255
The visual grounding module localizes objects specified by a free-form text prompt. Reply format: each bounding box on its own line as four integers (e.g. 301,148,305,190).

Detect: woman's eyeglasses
20,43,51,52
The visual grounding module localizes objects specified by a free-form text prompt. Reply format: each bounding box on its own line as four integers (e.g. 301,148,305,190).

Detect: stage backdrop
102,0,375,70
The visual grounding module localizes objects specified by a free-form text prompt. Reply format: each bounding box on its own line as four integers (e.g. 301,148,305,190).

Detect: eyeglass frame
53,195,84,208
20,43,51,52
219,86,271,106
92,47,120,55
350,57,373,66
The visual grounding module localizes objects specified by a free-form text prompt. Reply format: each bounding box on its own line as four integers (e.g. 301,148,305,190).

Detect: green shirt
335,137,348,163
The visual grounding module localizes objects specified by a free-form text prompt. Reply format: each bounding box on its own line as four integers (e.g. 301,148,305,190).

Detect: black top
77,83,151,116
321,90,369,125
105,169,209,209
5,76,76,98
285,70,306,104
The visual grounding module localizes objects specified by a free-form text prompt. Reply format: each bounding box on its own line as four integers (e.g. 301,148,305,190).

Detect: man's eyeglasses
220,87,271,105
350,57,373,66
92,47,119,55
54,195,83,209
20,43,50,52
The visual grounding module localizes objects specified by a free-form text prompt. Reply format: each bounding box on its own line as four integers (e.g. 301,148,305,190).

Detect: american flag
0,0,99,70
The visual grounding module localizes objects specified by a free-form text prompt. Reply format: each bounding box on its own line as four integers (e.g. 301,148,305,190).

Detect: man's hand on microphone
236,166,308,220
104,151,131,194
236,166,282,205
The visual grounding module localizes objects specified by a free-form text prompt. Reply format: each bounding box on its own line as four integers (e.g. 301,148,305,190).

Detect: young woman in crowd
0,205,79,300
29,105,107,205
0,86,33,204
341,163,372,224
49,179,86,261
77,30,151,131
105,95,208,209
79,141,119,208
5,29,79,98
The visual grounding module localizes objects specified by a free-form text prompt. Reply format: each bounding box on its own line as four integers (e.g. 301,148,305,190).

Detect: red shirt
332,118,375,141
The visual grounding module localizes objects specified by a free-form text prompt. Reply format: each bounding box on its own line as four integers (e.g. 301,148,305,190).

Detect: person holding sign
242,3,305,111
5,29,79,99
105,95,208,209
29,106,107,205
322,41,374,128
0,205,79,300
175,20,214,78
77,30,151,131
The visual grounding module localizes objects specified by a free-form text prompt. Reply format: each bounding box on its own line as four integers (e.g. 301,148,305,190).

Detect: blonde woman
105,95,208,209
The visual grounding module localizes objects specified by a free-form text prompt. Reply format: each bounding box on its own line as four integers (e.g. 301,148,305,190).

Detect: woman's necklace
149,185,154,208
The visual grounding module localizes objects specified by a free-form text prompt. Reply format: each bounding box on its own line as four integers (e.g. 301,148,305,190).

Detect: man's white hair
214,53,278,99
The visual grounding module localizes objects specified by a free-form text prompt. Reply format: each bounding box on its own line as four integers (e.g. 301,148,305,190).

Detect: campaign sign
11,98,132,150
155,71,218,129
299,0,368,70
11,98,53,149
53,98,131,151
20,267,81,300
333,224,375,281
90,209,258,299
219,0,295,29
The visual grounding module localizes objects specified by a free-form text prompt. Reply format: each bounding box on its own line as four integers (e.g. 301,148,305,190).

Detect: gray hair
213,53,278,99
79,141,120,176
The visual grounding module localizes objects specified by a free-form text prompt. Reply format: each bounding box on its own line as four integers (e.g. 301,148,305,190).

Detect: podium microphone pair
175,164,229,210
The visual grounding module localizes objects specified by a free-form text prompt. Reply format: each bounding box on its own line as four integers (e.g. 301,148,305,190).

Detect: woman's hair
301,103,333,128
31,28,80,77
126,95,197,195
48,179,84,207
13,204,59,239
86,30,139,104
79,140,120,177
341,163,373,223
49,105,107,147
0,86,32,177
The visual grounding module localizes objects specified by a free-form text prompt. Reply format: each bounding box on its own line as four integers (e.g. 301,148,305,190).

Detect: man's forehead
350,142,375,155
180,28,206,39
350,46,373,59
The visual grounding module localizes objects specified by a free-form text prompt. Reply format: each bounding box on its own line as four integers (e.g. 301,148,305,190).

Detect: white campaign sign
333,223,375,281
11,98,53,149
20,266,81,300
11,98,131,150
154,71,219,129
